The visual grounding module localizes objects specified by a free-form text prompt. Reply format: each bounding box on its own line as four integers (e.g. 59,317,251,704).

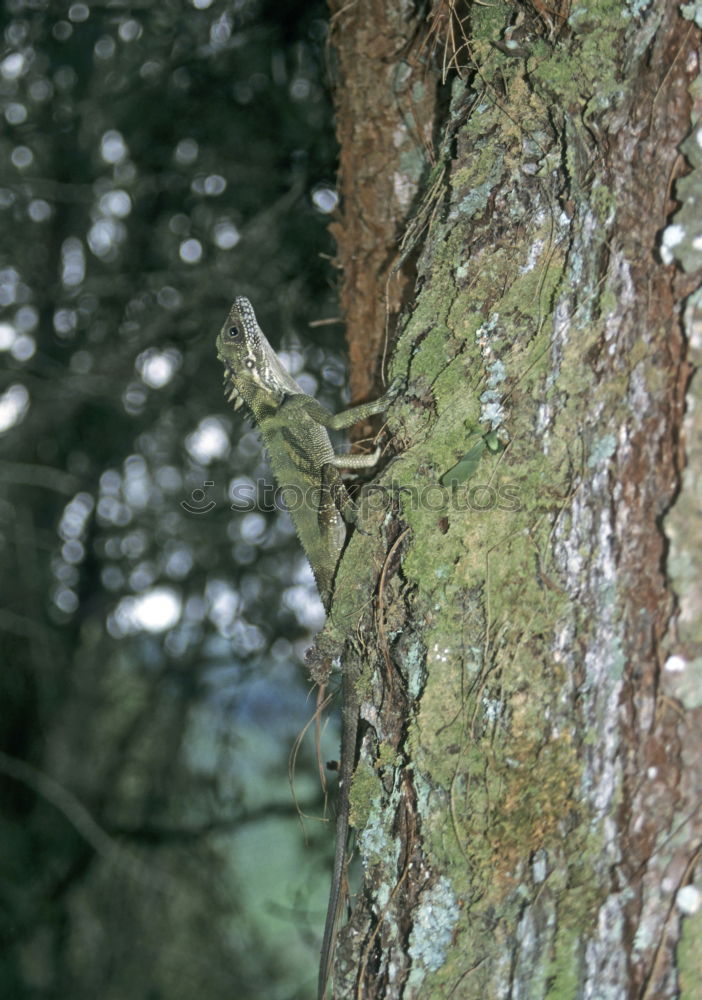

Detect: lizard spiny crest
216,295,302,413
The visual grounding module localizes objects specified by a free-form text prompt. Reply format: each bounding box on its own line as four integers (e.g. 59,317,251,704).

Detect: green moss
678,907,702,997
348,757,380,831
545,923,583,999
469,0,511,41
530,0,626,113
591,180,616,224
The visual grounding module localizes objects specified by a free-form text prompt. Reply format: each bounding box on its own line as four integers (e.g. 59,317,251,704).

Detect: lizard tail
317,792,351,1000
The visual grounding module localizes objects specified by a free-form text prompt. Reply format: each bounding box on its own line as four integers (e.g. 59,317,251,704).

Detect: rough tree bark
323,0,702,998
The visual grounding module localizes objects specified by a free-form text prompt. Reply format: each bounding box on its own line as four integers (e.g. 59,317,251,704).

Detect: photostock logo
180,481,217,514
227,479,521,514
180,479,522,516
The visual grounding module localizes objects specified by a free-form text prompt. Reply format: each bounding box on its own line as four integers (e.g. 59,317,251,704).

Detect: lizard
215,295,401,998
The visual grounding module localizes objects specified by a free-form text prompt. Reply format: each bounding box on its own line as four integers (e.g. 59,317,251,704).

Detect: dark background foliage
0,2,343,996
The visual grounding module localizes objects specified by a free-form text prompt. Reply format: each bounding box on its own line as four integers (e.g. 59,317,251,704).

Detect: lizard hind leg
323,463,359,527
325,462,389,538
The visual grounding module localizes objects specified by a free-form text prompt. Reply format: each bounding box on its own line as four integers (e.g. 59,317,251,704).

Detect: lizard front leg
297,375,403,433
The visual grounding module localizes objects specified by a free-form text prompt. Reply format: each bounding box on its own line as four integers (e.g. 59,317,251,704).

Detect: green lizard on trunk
215,296,401,998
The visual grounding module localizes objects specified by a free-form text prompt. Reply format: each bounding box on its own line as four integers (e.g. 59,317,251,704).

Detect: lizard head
216,295,302,412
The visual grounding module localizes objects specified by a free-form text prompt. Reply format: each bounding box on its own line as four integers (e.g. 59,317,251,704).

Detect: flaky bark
326,1,702,997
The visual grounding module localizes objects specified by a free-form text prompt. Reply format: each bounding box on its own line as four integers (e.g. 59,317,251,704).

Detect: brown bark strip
610,10,702,995
327,0,440,404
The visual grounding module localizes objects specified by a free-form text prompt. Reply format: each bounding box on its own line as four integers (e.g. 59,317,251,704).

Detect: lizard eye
228,325,240,338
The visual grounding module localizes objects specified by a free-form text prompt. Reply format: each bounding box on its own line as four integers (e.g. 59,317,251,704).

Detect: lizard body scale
215,296,399,998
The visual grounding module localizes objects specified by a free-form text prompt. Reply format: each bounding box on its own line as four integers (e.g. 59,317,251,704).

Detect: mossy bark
327,1,702,998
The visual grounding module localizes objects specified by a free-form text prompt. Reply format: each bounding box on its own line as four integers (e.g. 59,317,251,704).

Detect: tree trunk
324,1,702,997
